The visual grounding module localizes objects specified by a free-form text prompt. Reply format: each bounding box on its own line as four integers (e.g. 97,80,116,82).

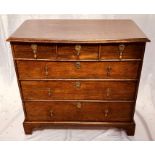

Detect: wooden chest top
7,19,150,43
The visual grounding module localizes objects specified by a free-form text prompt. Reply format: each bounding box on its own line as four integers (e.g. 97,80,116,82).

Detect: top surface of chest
7,19,149,43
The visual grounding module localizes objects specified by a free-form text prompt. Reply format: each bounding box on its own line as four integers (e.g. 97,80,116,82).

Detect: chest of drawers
7,19,150,135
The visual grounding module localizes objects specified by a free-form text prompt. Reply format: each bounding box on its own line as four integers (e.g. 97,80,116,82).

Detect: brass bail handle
48,88,52,96
31,44,37,59
106,66,112,77
50,110,54,117
106,88,110,97
104,109,109,117
75,45,81,56
118,44,125,60
45,65,49,76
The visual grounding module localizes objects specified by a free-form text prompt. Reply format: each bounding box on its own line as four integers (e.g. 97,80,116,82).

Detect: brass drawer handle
106,66,112,77
75,62,81,69
118,44,125,59
48,88,52,96
104,109,109,117
76,102,82,109
50,110,54,117
45,65,49,76
75,45,81,56
31,44,37,59
106,88,110,97
75,81,81,88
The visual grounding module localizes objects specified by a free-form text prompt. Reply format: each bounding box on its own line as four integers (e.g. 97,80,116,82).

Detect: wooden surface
7,19,150,43
13,42,145,60
8,19,149,135
25,101,134,122
17,61,140,79
21,81,137,100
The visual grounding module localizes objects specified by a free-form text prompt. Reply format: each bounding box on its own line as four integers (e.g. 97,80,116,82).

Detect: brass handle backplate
75,45,81,56
31,44,37,59
118,44,125,60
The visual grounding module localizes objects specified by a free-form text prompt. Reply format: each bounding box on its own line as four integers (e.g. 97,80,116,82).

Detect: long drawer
25,101,134,122
21,81,137,100
17,61,140,79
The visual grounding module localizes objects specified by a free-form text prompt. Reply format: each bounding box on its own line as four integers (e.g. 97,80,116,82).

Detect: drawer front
100,43,145,59
13,43,144,60
57,44,99,60
25,101,134,122
17,61,140,79
21,81,137,100
13,43,57,59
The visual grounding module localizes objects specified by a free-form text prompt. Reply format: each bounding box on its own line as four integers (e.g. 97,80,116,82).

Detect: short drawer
57,44,99,60
21,81,137,100
100,43,145,59
25,101,134,122
13,43,57,59
17,61,140,79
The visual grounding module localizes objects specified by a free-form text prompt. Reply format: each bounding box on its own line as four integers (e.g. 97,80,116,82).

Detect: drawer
17,61,140,79
25,101,134,122
13,43,57,59
100,43,145,59
57,44,99,60
21,81,137,100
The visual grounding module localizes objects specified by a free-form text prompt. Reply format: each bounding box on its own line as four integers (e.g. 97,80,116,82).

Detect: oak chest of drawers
7,19,150,135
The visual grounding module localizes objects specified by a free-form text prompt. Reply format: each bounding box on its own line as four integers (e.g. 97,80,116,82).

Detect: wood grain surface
21,81,137,100
17,61,141,79
7,19,150,43
25,101,134,122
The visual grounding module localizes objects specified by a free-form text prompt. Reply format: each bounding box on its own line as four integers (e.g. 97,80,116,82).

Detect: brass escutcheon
76,102,82,109
75,62,81,69
75,81,81,88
